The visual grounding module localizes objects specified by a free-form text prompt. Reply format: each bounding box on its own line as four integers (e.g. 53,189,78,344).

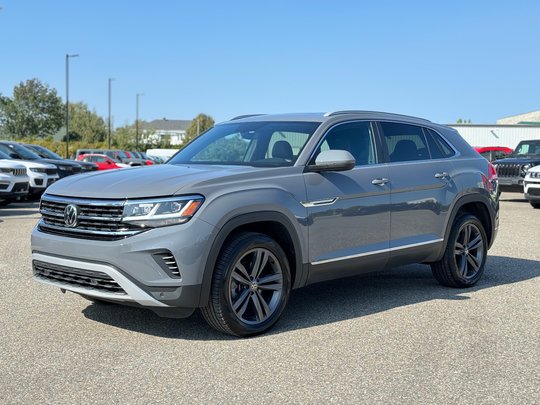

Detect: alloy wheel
228,248,283,325
454,223,485,280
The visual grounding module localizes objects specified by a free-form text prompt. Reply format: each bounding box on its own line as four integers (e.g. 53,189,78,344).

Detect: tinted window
169,121,320,167
311,121,376,166
426,129,455,158
380,122,429,162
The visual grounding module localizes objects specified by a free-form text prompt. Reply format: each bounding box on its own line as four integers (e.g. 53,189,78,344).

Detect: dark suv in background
32,111,499,336
493,139,540,192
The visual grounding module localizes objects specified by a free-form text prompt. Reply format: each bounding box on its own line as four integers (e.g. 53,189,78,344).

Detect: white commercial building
449,124,540,149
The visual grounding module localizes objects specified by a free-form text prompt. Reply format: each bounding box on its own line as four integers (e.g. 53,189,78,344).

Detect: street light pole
108,78,115,149
65,53,79,158
135,93,144,151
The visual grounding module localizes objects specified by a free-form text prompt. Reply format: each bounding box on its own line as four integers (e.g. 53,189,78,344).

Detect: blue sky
1,0,539,126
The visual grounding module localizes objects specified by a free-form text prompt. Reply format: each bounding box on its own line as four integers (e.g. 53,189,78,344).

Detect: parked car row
0,141,99,206
74,149,158,166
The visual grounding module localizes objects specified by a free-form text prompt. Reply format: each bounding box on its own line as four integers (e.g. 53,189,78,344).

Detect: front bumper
524,179,540,202
31,217,217,314
498,176,524,192
0,179,29,199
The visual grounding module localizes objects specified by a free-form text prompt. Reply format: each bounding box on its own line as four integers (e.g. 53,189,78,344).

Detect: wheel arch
435,193,497,261
197,211,306,307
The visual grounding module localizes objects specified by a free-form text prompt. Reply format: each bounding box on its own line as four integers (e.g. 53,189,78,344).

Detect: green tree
0,79,64,137
66,102,107,143
456,118,472,124
184,113,215,143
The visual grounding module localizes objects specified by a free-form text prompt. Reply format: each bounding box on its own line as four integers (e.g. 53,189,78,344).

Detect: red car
474,146,513,162
77,154,125,170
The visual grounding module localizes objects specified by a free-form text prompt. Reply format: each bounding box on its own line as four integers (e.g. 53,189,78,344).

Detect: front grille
12,182,28,192
10,168,26,176
39,195,144,241
496,164,521,177
527,188,540,196
33,260,126,295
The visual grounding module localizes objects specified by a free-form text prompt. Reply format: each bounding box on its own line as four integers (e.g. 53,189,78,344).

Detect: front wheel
530,202,540,209
431,214,488,288
201,232,291,337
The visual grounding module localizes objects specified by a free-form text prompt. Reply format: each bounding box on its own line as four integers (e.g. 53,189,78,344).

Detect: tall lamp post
135,93,144,151
108,78,115,149
65,53,79,158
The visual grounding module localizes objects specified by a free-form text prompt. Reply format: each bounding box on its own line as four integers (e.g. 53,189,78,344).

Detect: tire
530,202,540,209
431,214,488,288
201,232,291,337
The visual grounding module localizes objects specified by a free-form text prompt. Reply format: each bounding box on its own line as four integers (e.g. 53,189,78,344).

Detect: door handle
372,178,389,185
435,172,449,179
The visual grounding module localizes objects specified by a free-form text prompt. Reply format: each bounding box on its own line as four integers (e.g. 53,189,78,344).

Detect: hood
37,158,80,168
527,164,540,174
0,160,26,170
493,156,540,165
11,160,57,169
45,164,264,199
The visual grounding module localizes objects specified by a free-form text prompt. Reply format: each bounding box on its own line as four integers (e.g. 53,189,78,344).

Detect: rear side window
380,122,430,162
425,129,455,158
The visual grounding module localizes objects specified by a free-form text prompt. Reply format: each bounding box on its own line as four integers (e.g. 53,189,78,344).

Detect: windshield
168,121,321,167
513,141,540,157
0,143,41,160
0,150,11,160
31,145,63,160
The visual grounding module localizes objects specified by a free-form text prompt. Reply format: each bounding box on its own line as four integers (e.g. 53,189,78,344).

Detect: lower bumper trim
32,252,169,307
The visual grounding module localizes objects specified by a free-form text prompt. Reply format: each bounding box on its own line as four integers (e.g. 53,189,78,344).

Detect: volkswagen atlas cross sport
32,111,499,337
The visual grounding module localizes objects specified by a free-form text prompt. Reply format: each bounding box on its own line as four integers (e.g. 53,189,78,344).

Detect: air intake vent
153,251,181,278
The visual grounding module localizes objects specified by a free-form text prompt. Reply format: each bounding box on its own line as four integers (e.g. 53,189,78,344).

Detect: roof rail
230,114,267,121
324,110,432,123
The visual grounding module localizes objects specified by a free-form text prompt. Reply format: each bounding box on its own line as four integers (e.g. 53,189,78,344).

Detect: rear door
377,122,457,267
304,121,391,283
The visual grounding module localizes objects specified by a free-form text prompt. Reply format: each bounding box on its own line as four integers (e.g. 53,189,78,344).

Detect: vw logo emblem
64,204,79,228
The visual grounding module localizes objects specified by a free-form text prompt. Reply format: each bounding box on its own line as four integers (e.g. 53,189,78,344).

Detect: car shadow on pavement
81,255,540,340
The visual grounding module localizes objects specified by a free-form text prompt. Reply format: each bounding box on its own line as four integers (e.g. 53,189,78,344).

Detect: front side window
169,121,320,167
310,121,376,166
380,122,430,162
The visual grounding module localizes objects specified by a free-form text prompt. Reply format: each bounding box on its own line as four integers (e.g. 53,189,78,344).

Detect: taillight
488,162,497,180
482,162,498,194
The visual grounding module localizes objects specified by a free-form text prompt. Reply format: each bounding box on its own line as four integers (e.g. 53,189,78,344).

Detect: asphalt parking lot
0,197,538,404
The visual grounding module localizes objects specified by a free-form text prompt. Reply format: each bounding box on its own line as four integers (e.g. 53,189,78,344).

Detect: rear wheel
431,214,488,288
201,232,291,337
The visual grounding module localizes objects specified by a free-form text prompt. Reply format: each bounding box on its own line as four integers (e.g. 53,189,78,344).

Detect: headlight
122,195,204,227
58,165,71,171
30,168,47,173
521,163,534,176
0,168,11,173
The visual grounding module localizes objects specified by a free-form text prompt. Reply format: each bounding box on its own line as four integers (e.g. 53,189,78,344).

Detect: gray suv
31,111,500,336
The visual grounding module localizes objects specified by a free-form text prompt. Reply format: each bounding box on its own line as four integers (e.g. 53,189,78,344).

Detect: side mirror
306,149,356,172
9,153,20,159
